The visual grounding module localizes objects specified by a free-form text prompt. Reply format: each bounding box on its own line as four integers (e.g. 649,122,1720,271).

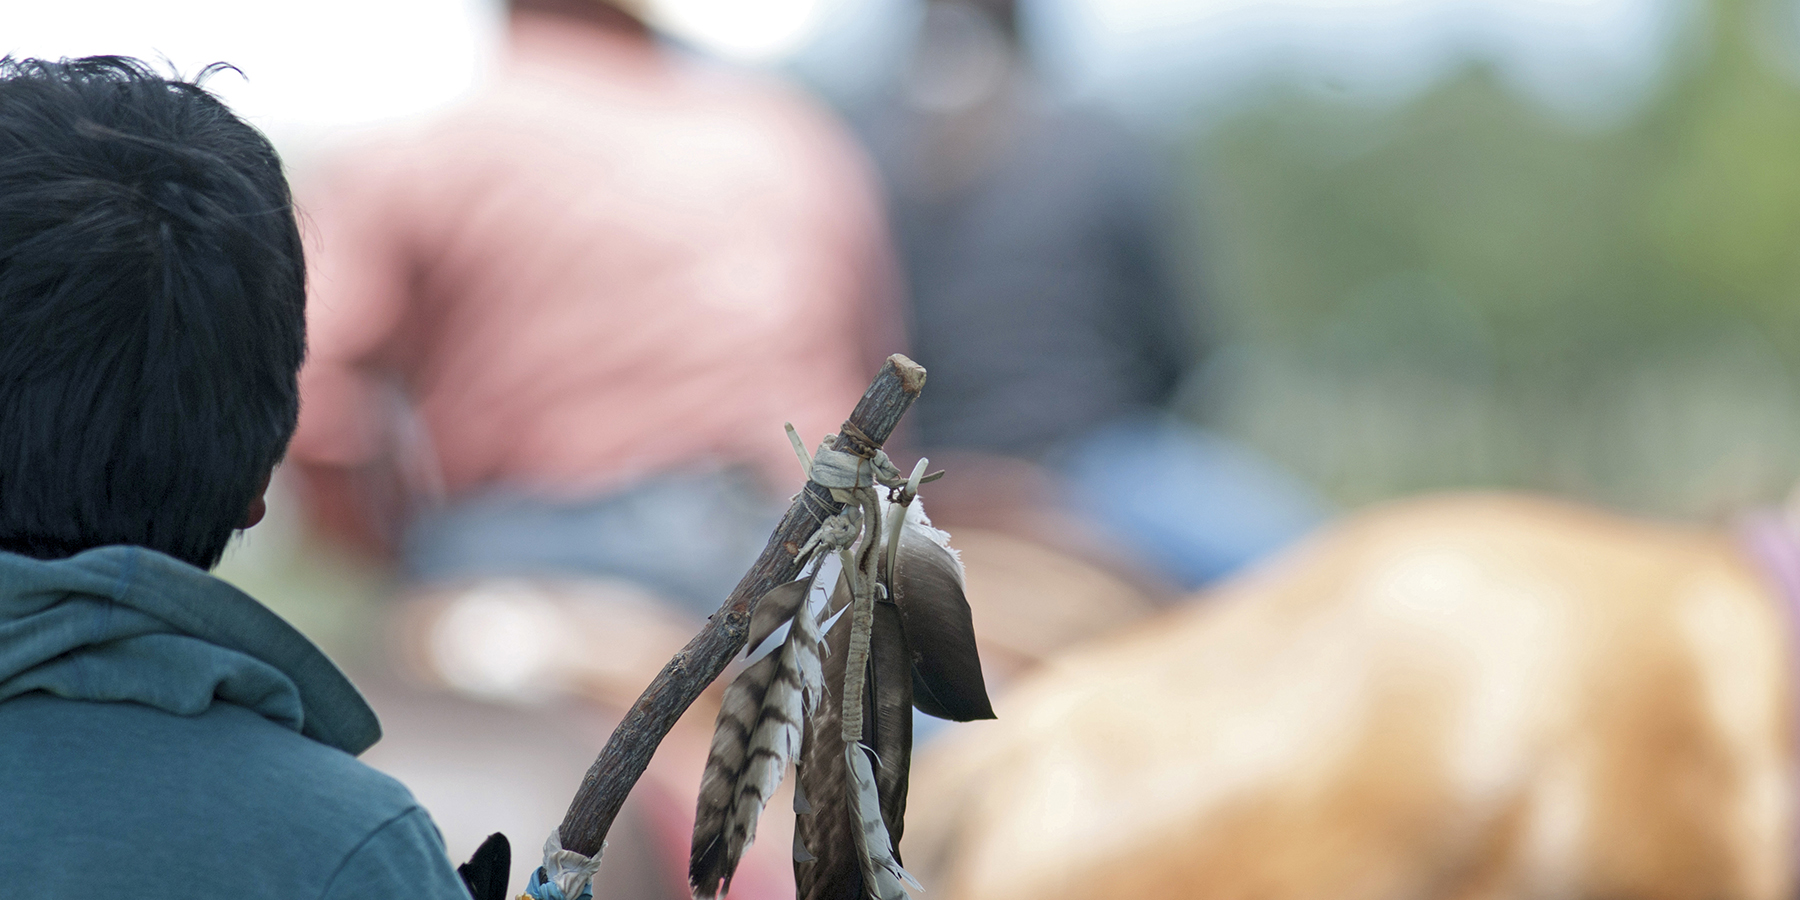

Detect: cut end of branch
887,354,926,396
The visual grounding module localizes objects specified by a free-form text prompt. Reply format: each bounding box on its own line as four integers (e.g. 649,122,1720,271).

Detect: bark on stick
557,354,927,857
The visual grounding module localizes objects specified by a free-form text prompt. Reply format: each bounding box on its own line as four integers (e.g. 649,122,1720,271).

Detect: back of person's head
0,56,305,570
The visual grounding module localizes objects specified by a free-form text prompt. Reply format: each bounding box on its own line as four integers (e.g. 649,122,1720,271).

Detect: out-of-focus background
10,0,1800,892
7,0,1791,632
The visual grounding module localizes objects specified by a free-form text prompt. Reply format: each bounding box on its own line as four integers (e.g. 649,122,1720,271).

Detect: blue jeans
1052,416,1328,589
400,470,784,621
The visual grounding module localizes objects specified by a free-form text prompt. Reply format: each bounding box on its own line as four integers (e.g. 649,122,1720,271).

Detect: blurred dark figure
856,0,1324,588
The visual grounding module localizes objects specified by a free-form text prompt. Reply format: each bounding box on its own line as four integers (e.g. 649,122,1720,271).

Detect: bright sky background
1,0,499,160
1,0,1684,153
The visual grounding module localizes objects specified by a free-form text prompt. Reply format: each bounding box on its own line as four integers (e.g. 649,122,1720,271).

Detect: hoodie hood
0,545,380,755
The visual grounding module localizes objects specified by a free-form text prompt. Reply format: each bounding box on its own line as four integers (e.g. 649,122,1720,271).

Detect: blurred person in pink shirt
292,5,897,893
291,0,898,623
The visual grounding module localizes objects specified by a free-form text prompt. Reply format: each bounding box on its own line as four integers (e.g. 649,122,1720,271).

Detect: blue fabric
0,545,469,899
402,469,782,620
524,865,594,900
1055,417,1329,588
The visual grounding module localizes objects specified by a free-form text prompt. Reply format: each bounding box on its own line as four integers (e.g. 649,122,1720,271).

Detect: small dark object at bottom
458,832,511,900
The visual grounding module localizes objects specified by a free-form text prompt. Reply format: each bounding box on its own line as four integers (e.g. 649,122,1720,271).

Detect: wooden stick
557,354,927,858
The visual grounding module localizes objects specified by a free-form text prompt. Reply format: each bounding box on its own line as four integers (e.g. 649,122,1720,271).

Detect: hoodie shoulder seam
314,803,431,900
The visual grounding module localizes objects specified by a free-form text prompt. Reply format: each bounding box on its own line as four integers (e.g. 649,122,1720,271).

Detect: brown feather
796,611,865,900
891,524,994,721
796,598,917,900
869,597,914,847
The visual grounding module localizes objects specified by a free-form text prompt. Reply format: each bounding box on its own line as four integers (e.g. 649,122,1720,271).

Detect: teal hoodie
0,545,470,899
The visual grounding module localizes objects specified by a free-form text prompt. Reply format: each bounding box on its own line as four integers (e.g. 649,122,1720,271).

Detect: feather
797,610,862,900
796,586,919,898
691,580,825,899
869,597,913,843
845,742,922,899
889,502,994,722
821,568,853,624
747,578,810,651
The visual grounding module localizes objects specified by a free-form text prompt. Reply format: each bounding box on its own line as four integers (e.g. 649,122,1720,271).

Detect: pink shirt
292,16,897,501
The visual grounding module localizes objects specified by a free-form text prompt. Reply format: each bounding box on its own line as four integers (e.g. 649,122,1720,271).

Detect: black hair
0,56,306,570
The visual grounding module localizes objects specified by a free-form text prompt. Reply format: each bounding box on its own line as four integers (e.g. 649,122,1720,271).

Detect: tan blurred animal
907,493,1798,900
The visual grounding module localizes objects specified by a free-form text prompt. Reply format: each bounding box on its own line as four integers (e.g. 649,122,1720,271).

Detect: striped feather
747,579,811,651
846,742,920,900
691,580,825,899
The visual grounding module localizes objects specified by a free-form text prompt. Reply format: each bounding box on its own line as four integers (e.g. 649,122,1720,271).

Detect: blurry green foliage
1188,0,1800,516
